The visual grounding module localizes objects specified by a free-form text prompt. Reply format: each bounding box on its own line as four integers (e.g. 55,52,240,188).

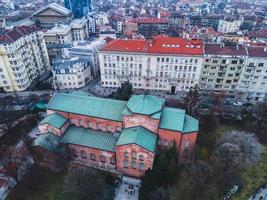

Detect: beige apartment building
0,26,50,92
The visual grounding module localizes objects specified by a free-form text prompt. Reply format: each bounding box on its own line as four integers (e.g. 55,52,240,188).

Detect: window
110,157,115,165
123,159,129,168
231,60,238,64
90,153,96,161
81,151,86,158
124,151,129,158
131,161,137,169
139,155,144,161
131,151,137,159
100,155,106,163
139,163,145,171
72,149,77,157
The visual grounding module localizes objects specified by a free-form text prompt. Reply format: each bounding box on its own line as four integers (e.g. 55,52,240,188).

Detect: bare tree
62,168,114,200
215,131,261,167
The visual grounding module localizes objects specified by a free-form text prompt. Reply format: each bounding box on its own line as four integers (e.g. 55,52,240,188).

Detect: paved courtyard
114,176,141,200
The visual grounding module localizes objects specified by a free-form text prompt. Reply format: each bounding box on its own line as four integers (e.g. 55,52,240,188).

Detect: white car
233,102,243,106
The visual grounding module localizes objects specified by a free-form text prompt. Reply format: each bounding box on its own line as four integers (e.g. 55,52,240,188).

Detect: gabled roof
126,94,165,116
61,126,116,152
159,107,198,133
46,93,127,121
116,126,157,153
32,133,61,151
39,113,68,129
32,3,71,17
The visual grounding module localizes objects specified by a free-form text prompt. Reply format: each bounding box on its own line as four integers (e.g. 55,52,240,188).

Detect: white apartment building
52,57,92,89
200,44,247,95
43,23,73,46
0,26,50,92
87,15,96,34
68,39,106,78
99,36,204,94
70,19,89,42
218,17,243,33
237,47,267,101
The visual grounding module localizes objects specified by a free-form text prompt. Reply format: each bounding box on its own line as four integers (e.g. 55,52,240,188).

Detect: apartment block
52,57,92,90
218,17,243,33
99,36,204,94
0,26,50,92
200,44,247,95
238,47,267,101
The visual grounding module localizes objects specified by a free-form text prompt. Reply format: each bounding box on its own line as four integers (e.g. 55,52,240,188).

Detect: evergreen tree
184,85,200,116
111,81,133,101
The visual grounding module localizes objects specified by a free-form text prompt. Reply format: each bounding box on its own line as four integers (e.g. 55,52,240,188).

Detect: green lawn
7,170,66,200
232,145,267,200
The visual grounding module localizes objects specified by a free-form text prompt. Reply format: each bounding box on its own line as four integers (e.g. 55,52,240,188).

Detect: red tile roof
100,36,204,55
0,26,41,44
131,18,168,24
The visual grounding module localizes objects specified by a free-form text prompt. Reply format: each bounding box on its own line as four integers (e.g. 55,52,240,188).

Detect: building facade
52,57,92,90
99,36,204,94
32,93,199,177
237,47,267,101
70,19,89,42
218,17,243,33
68,39,107,78
0,26,50,92
32,3,72,29
200,44,247,95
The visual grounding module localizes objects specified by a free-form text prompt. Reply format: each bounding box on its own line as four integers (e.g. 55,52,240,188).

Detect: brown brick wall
47,110,123,133
158,128,182,151
122,114,159,134
116,144,155,177
68,144,116,172
178,132,198,164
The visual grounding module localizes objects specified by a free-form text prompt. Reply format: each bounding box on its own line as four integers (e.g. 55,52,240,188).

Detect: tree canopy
110,81,133,101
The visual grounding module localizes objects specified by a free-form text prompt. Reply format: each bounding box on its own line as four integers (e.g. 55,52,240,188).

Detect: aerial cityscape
0,0,267,199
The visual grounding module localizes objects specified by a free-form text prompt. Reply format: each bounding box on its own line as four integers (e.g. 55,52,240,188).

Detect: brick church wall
116,144,155,177
122,114,160,134
68,144,116,172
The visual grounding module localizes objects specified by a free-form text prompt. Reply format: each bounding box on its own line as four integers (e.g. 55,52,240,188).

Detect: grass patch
7,170,66,200
232,145,267,200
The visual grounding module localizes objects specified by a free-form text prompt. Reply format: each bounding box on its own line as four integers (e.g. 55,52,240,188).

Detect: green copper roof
126,94,165,116
183,114,199,133
32,133,61,151
39,113,68,129
159,107,199,133
61,126,116,152
47,93,127,121
116,126,157,152
159,107,186,132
